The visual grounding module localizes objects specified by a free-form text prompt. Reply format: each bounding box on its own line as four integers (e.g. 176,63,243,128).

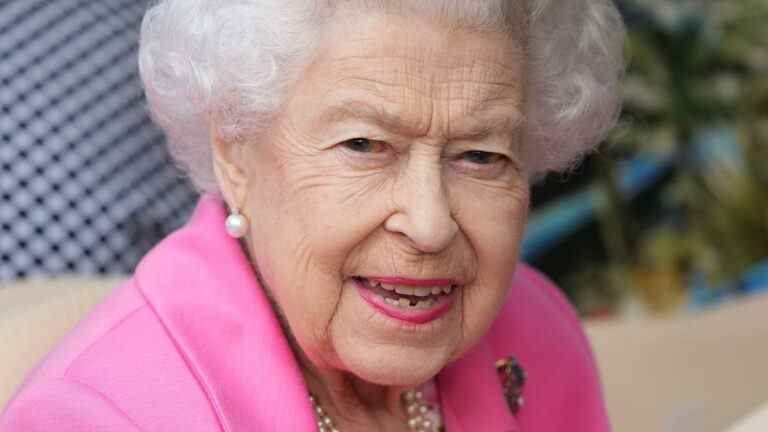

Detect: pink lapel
134,193,520,431
133,194,317,431
438,340,519,432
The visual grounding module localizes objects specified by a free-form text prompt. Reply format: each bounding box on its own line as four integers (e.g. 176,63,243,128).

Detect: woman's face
231,12,529,386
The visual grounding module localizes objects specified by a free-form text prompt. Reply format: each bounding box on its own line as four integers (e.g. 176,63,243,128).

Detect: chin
324,278,468,387
339,344,454,387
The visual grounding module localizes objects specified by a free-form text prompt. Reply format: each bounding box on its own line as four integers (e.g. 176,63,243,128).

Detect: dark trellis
0,0,198,282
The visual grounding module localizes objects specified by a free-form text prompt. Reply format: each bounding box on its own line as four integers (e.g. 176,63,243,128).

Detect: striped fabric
0,0,197,282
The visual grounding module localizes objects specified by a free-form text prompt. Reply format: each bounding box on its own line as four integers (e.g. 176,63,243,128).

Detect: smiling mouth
353,276,458,309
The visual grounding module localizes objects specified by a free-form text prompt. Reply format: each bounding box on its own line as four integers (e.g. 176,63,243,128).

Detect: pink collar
134,194,517,431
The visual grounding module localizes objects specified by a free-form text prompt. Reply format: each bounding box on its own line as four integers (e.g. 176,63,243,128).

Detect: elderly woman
2,0,624,431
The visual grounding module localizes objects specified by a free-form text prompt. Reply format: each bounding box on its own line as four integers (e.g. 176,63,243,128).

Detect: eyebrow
449,110,525,141
318,99,524,141
319,100,421,135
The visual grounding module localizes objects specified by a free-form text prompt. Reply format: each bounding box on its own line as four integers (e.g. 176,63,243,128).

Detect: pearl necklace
309,389,442,432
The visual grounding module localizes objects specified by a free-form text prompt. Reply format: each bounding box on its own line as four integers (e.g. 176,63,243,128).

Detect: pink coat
1,194,611,431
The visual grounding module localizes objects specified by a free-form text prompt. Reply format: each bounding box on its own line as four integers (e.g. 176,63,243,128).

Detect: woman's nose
384,166,459,254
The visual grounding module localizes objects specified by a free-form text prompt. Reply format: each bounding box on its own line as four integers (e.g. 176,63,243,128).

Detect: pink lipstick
353,277,457,324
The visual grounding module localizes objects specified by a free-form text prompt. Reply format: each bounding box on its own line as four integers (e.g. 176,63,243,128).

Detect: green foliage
577,0,768,314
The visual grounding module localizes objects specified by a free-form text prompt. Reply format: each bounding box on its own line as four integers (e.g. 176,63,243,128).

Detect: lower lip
354,280,456,325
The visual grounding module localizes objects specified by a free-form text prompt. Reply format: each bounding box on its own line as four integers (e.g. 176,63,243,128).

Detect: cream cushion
586,293,768,432
725,401,768,432
0,276,122,408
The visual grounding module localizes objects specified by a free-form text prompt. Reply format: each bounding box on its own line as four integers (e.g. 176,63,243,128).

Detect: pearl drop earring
225,206,249,238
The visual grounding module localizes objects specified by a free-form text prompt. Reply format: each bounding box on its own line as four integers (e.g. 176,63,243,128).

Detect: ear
211,129,250,212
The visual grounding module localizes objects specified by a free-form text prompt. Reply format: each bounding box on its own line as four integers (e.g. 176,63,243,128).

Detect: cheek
454,183,530,341
456,177,530,264
243,151,396,351
245,201,347,357
237,148,340,343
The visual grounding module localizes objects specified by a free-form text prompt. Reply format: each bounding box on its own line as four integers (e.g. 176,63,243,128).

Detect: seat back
0,277,120,408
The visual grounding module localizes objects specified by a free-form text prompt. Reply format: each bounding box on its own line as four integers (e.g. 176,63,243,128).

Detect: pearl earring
225,206,249,238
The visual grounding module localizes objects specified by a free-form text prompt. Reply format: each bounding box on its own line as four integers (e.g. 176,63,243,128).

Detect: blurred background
528,0,768,318
1,1,767,431
1,0,198,283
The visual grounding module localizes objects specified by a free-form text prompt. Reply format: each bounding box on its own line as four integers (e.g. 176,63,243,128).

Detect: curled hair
139,0,625,193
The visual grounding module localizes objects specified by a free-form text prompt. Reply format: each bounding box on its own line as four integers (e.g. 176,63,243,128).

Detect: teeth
383,284,452,297
414,287,431,297
416,298,435,309
377,294,440,309
395,286,416,296
364,278,458,300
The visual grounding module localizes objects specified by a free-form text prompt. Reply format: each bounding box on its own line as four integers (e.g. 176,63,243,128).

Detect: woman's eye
462,150,505,165
341,138,387,153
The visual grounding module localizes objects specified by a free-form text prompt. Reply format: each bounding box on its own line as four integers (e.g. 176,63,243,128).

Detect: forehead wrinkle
329,52,521,86
318,74,433,137
318,95,428,137
448,110,525,141
311,41,525,140
316,79,524,140
319,35,524,92
322,25,525,79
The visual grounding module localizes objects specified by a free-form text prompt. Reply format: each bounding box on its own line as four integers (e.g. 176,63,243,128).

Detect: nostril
383,204,458,253
383,212,407,235
411,217,458,252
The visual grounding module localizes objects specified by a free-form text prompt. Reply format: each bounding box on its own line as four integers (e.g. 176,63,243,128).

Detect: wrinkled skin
213,11,529,431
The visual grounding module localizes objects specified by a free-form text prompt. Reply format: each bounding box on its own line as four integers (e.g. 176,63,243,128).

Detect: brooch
495,356,526,415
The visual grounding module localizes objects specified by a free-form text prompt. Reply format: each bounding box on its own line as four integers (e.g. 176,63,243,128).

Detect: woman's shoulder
484,263,610,430
1,278,219,431
11,279,149,383
488,262,599,367
503,263,586,336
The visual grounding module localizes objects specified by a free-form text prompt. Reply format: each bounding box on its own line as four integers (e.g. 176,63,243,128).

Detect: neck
238,239,417,429
298,349,411,430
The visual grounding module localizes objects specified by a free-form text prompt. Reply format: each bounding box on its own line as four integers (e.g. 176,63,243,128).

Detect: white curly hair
138,0,625,193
